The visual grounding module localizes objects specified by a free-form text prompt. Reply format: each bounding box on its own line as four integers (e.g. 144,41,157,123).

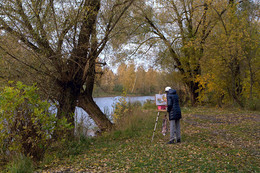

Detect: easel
151,93,167,142
151,109,167,142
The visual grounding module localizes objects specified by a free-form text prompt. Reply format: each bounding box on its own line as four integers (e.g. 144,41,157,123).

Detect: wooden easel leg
151,112,160,142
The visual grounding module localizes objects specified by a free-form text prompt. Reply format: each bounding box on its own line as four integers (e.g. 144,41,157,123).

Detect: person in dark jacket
165,86,182,144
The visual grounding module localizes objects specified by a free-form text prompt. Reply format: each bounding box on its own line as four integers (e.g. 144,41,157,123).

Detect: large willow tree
0,0,135,135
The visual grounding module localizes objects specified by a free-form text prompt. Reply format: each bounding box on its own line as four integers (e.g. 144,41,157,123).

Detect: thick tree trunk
184,66,201,106
78,95,113,131
186,80,200,106
230,60,244,108
55,81,80,138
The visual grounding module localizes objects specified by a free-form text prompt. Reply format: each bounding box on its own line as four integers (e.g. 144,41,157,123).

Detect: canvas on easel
151,93,168,142
155,94,167,111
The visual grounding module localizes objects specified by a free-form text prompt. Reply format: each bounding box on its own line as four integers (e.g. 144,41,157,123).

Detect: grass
36,106,259,172
5,155,34,173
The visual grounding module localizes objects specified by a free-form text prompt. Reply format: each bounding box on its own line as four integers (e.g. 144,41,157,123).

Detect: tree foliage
197,0,260,108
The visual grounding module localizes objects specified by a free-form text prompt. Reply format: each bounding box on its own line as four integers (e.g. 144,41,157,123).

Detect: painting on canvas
155,94,167,106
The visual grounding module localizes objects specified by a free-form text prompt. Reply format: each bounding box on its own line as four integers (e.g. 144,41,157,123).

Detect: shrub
142,100,156,110
0,82,70,161
246,98,260,111
112,90,129,122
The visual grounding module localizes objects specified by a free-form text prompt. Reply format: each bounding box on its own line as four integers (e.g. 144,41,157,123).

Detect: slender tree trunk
78,95,113,131
131,73,137,93
247,57,254,100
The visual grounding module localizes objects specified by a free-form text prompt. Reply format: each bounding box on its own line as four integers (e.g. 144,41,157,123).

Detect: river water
75,96,155,128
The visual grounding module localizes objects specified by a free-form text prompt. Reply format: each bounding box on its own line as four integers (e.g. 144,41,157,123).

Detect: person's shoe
176,139,181,143
166,140,175,144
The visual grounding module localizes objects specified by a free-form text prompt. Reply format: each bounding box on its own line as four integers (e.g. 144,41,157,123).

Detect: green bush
246,98,260,111
0,82,70,161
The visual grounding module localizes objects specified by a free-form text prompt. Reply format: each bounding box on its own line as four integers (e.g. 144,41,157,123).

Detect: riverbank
29,107,259,172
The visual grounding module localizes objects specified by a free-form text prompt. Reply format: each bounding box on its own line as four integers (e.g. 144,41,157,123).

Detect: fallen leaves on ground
38,107,260,173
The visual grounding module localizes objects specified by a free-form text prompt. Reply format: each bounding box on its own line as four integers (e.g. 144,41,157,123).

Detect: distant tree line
93,62,189,104
94,63,162,95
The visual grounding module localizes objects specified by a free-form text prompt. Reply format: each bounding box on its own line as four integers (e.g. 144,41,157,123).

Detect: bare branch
128,36,160,58
143,15,184,73
0,18,41,53
96,0,135,57
15,0,54,56
50,0,59,39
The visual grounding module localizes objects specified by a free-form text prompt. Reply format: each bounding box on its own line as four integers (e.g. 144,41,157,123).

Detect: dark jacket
167,89,182,120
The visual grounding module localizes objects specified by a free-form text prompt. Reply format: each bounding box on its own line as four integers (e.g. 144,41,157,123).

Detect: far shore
93,92,157,98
